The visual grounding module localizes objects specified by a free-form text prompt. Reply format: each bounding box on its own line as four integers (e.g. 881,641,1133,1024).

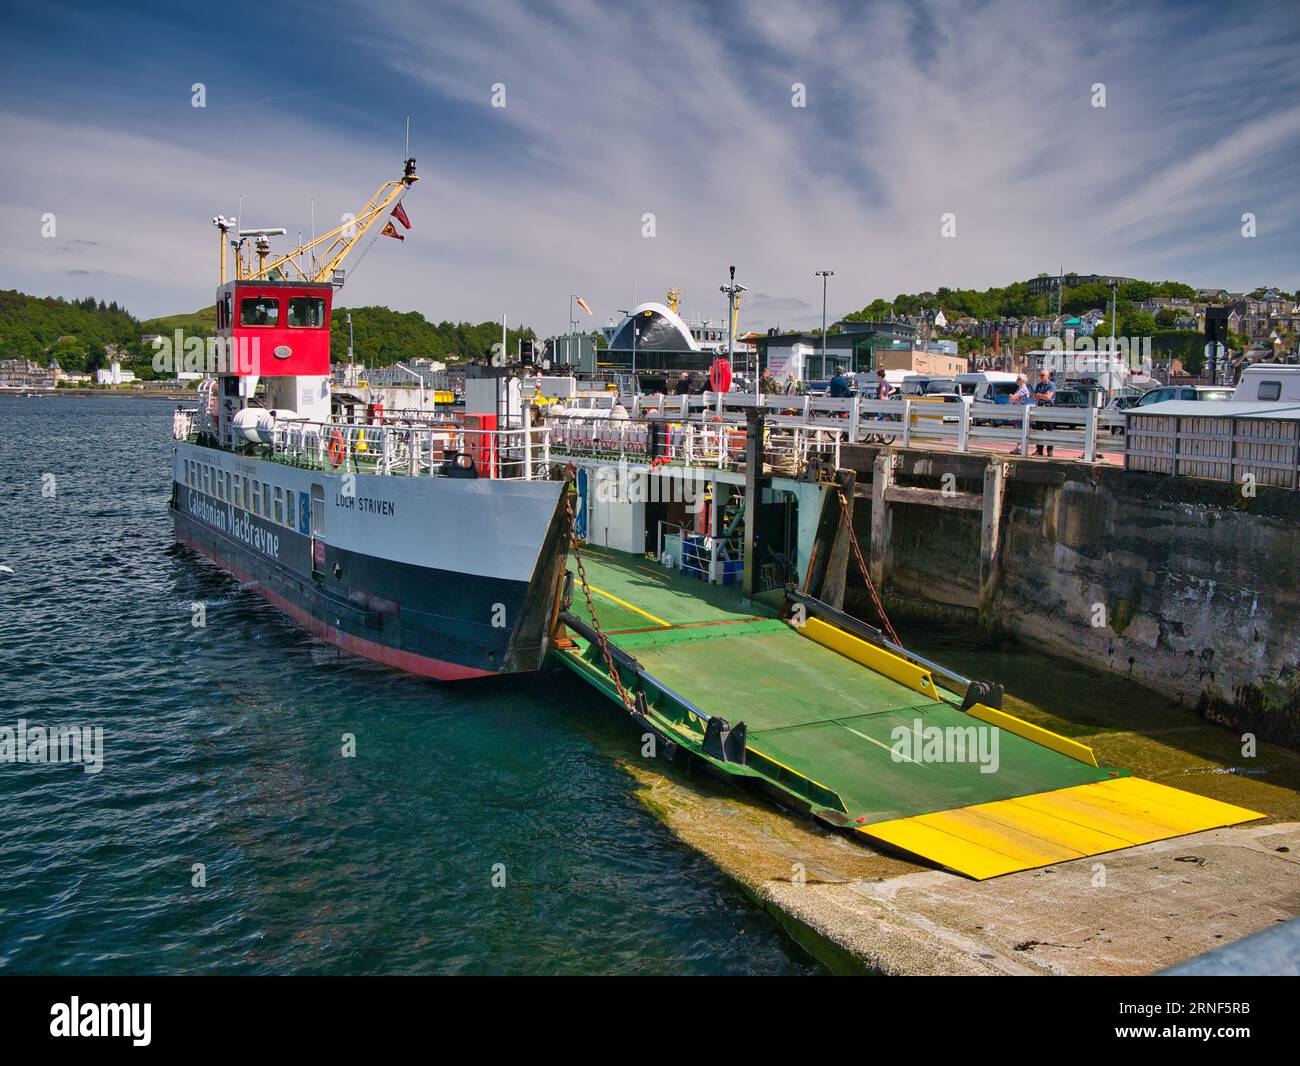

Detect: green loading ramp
553,550,1262,879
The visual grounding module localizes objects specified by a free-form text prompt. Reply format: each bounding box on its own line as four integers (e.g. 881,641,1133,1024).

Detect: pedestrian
783,373,798,396
1032,369,1055,456
875,369,896,400
1009,375,1032,455
829,368,852,398
673,371,691,395
760,367,780,395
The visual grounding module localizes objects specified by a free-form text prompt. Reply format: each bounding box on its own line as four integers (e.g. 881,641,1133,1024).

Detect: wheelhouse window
240,296,280,327
287,296,326,328
1258,380,1282,401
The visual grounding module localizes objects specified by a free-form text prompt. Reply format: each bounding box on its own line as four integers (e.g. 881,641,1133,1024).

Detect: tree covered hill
0,289,537,374
327,305,536,366
140,306,217,337
845,277,1199,324
0,290,141,371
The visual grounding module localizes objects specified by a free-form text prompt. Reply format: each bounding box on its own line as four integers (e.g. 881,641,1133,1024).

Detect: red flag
576,296,593,317
391,203,412,230
381,222,404,241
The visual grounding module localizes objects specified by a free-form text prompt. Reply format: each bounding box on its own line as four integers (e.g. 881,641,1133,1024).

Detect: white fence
545,415,843,473
623,392,1125,462
1125,412,1300,489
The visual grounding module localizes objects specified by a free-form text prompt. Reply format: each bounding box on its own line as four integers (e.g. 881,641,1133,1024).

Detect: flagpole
569,294,578,371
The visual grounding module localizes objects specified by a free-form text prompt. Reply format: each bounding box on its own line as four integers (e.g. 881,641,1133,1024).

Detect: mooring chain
836,487,902,647
563,484,637,714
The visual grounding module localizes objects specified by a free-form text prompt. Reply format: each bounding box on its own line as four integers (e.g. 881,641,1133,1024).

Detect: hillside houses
881,284,1298,353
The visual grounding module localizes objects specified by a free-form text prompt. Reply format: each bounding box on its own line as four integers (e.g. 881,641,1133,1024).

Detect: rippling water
0,395,820,975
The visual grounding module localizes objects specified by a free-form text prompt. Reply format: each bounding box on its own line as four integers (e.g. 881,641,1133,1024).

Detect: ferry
169,162,1263,881
170,159,570,679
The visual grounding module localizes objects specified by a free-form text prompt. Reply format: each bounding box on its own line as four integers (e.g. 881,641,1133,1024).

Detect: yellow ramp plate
859,777,1264,880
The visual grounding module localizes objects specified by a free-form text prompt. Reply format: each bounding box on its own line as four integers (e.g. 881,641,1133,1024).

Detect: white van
953,371,1018,403
1234,364,1300,402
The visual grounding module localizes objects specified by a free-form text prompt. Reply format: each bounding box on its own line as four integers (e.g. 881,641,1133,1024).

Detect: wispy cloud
0,0,1296,331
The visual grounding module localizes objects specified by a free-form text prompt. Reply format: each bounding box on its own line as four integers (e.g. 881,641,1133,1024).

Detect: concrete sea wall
841,445,1300,747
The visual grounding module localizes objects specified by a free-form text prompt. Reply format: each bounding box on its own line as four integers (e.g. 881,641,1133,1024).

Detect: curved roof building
607,302,700,352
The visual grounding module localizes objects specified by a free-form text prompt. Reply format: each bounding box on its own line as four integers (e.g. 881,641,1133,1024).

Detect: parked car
972,380,1024,426
954,371,1019,404
901,375,958,397
1133,385,1235,407
909,390,964,427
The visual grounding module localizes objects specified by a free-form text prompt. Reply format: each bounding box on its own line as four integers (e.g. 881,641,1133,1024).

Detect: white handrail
264,418,553,480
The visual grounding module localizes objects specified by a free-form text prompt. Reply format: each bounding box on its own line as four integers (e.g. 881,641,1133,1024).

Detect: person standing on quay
1009,374,1032,455
1032,369,1056,457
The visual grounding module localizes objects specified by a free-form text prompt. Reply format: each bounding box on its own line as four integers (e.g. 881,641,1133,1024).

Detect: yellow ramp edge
859,777,1265,880
796,616,940,701
965,702,1099,767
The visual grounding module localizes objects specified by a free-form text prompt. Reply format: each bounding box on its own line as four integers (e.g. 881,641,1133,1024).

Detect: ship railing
654,519,744,585
269,419,553,480
541,414,843,475
172,407,198,440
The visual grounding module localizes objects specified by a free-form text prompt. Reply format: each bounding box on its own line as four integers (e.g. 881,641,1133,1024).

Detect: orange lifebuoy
328,428,346,467
710,358,732,393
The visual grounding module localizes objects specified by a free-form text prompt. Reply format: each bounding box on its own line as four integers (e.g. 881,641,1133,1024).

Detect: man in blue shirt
829,369,852,398
1032,369,1056,456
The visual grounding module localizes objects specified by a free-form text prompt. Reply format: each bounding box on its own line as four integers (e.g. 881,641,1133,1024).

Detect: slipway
552,551,1262,880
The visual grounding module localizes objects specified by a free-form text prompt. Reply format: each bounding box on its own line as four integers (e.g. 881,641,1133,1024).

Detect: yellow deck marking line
587,585,672,627
634,565,671,583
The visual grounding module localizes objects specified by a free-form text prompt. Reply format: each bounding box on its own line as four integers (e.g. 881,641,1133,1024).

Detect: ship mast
225,158,419,286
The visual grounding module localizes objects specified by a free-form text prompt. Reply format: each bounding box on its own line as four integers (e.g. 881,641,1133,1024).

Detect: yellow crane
215,158,419,285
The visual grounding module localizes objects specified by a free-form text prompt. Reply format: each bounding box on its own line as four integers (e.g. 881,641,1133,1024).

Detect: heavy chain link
563,482,637,713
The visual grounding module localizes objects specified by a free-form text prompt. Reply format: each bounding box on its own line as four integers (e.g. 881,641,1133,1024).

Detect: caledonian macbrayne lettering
188,490,281,560
335,494,396,516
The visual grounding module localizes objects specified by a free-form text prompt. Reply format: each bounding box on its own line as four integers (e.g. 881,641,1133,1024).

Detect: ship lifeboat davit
231,407,298,444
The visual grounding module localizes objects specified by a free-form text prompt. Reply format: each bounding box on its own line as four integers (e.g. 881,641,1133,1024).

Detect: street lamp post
1108,281,1118,397
719,265,747,393
816,270,834,379
568,294,577,367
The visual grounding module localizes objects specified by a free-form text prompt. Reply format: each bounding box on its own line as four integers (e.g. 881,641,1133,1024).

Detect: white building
96,360,136,385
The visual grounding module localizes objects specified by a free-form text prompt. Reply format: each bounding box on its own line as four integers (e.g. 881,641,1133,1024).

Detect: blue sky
1,0,1297,333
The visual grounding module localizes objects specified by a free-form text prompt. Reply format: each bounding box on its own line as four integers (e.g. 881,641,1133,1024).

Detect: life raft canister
327,427,346,467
